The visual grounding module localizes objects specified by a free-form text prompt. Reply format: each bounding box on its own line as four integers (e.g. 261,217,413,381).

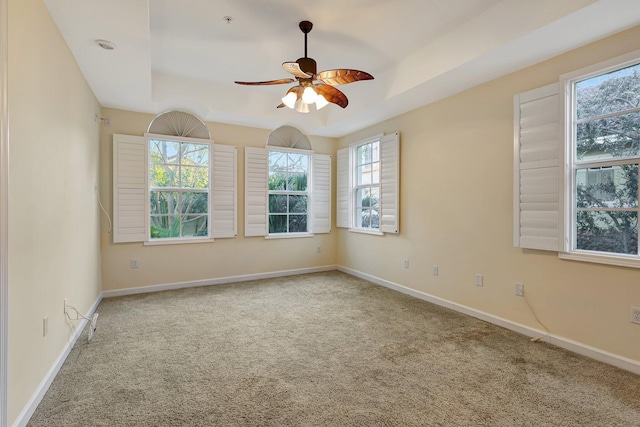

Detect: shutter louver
113,134,147,243
336,147,350,228
212,144,237,238
380,132,400,234
312,154,331,233
514,83,561,251
244,147,268,237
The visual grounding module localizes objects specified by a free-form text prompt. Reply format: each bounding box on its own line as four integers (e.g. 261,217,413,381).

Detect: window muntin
268,150,309,234
570,61,640,256
149,138,210,240
354,140,380,230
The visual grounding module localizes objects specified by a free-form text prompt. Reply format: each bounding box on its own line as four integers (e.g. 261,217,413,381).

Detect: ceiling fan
234,21,374,113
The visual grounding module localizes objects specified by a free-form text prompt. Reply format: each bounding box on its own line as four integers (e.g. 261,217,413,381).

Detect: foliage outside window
149,138,210,240
354,140,380,230
570,61,640,256
268,150,309,234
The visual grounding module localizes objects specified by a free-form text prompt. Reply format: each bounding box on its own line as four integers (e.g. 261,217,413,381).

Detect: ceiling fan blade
234,78,295,86
315,85,348,108
316,69,374,85
282,62,313,78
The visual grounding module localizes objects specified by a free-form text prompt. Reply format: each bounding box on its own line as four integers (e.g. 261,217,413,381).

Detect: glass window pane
371,163,380,185
181,143,209,166
150,165,178,188
576,210,638,254
269,172,287,190
181,192,208,214
269,215,287,233
150,215,180,239
356,188,371,208
358,165,372,185
576,165,637,208
269,151,288,173
287,173,308,191
288,153,309,174
150,191,179,215
269,194,288,213
357,143,371,166
181,215,208,237
149,140,180,164
181,166,209,189
576,63,640,120
369,188,380,208
289,195,308,213
289,215,307,233
576,111,640,161
372,141,380,162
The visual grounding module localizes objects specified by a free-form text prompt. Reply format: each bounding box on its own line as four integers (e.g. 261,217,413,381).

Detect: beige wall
8,0,102,423
99,108,337,291
337,26,640,363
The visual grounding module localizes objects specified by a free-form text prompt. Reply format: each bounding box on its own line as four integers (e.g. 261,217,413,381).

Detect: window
566,58,640,257
337,133,399,234
244,147,331,238
113,133,237,244
514,50,640,267
268,150,310,234
148,137,211,240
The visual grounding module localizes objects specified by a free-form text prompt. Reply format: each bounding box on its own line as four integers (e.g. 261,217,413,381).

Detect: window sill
265,233,314,240
559,251,640,269
349,228,384,236
144,238,214,246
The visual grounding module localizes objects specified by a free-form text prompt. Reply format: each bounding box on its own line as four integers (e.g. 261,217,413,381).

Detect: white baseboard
338,265,640,376
102,265,338,298
12,293,103,427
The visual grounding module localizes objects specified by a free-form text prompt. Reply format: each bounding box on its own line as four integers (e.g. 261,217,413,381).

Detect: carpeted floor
28,271,640,426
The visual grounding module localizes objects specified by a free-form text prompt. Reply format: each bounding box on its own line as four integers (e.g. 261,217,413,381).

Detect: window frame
146,133,214,244
560,50,640,267
266,147,313,238
352,138,382,233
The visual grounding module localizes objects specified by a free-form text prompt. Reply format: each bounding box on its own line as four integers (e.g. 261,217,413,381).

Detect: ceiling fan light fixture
301,86,318,104
315,94,329,110
295,100,310,113
282,92,297,109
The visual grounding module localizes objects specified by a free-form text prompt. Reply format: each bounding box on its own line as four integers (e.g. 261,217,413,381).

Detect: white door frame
0,0,9,424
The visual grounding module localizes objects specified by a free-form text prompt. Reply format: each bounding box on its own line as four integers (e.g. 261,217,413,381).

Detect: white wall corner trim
12,294,103,427
0,0,8,423
102,265,339,298
337,266,640,376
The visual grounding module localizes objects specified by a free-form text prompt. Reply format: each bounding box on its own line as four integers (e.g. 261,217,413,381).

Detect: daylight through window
268,150,310,234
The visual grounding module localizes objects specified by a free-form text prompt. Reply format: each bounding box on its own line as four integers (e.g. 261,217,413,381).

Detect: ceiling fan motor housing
296,57,317,76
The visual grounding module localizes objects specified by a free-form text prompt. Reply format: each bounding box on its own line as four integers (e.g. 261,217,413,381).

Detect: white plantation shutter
245,147,268,237
513,83,562,251
212,144,237,238
113,134,147,243
336,147,350,228
380,132,400,234
312,154,331,233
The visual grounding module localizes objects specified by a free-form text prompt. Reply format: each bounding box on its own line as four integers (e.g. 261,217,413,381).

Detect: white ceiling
43,0,640,137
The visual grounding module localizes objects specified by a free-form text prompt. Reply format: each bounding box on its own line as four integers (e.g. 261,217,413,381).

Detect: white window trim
559,49,640,267
146,133,214,243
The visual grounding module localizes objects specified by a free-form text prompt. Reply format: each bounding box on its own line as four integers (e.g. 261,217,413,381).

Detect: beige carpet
28,271,640,426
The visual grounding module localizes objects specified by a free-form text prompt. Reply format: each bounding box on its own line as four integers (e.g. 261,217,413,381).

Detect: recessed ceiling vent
147,111,211,139
266,126,311,150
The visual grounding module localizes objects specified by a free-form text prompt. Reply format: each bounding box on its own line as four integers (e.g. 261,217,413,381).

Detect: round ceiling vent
266,126,311,150
148,111,211,139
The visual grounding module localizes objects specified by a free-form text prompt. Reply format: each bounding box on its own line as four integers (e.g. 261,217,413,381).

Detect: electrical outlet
316,246,321,253
432,265,438,276
43,317,48,337
403,259,409,268
475,274,483,287
631,307,640,325
131,259,139,268
515,283,524,296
